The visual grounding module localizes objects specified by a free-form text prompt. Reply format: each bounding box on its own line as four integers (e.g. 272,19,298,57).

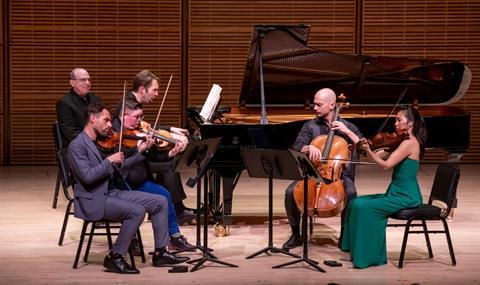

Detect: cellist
282,88,364,250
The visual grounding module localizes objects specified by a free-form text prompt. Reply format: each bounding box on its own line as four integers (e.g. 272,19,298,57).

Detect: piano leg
221,176,237,226
207,170,242,226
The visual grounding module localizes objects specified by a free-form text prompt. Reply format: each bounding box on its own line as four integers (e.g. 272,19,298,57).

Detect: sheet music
199,84,222,122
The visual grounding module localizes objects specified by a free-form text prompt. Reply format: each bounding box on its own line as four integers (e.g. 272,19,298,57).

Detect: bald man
56,68,101,145
282,88,364,250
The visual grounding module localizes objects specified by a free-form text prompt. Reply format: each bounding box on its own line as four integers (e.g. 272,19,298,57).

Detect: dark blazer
56,89,101,145
68,131,145,221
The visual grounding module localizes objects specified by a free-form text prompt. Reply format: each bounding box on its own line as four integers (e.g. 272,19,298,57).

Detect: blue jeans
137,179,180,236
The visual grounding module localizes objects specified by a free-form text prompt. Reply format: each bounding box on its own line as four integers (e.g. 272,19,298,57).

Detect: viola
358,130,409,154
96,129,146,151
137,121,177,149
369,130,409,152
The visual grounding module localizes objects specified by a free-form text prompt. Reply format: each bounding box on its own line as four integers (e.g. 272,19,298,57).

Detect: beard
94,126,111,138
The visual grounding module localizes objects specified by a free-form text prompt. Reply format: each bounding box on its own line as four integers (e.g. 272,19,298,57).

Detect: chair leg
441,218,457,266
421,220,434,258
84,222,96,262
105,222,113,249
58,200,73,246
136,230,146,263
309,216,313,236
128,243,137,269
73,221,89,269
398,220,412,268
52,173,61,209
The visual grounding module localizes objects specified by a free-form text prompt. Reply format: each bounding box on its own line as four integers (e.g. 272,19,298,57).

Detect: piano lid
240,24,472,107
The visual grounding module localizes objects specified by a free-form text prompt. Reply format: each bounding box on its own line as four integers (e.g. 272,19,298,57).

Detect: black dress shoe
152,252,190,267
177,210,196,224
103,254,140,274
184,206,202,215
168,235,196,252
282,234,303,250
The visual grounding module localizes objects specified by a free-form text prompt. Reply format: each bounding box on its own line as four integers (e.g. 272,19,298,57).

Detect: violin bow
374,86,408,135
152,74,173,132
118,80,128,152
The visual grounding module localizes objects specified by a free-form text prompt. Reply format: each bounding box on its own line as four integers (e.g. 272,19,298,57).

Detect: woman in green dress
340,106,427,269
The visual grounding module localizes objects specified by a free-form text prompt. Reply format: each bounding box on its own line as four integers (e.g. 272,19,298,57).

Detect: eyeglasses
73,78,91,82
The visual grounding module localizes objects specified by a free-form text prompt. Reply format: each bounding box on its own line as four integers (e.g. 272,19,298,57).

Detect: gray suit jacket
68,131,145,221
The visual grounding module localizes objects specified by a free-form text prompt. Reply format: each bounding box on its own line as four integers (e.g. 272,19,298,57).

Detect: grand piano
186,24,471,226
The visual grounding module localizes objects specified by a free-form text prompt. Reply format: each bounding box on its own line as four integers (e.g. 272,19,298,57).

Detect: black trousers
149,160,187,205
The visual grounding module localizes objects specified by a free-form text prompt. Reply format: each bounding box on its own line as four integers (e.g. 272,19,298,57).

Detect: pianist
282,88,363,250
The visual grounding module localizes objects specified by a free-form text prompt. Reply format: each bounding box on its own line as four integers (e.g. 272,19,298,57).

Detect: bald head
69,68,91,97
315,88,336,104
313,88,337,120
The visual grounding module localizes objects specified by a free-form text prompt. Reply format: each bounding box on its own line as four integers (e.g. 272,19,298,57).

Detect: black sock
292,226,300,236
155,247,167,255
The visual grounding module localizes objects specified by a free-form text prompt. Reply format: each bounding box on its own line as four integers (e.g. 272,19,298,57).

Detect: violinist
68,102,188,274
114,70,189,142
341,106,426,269
114,70,195,223
282,88,363,250
109,99,195,252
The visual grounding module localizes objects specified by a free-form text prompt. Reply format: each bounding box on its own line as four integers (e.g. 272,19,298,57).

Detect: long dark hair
399,106,427,159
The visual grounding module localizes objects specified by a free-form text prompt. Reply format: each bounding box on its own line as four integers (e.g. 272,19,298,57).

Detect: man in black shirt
56,68,102,145
282,88,363,250
114,70,195,223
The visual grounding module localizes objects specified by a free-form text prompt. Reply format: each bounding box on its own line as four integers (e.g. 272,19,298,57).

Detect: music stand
173,138,218,256
240,148,301,260
272,149,326,272
175,137,238,272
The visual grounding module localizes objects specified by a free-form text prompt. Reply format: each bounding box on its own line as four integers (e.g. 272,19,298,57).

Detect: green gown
341,157,423,269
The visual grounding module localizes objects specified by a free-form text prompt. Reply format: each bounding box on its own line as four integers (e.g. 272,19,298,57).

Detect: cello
292,94,351,218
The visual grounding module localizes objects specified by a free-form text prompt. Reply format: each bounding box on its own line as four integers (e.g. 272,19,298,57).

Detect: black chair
52,121,65,209
53,122,76,246
73,220,145,269
52,122,147,269
388,163,460,268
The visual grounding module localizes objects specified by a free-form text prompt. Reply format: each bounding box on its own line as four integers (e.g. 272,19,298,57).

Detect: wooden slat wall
187,0,357,107
362,0,480,162
1,1,4,164
2,0,480,164
8,0,181,164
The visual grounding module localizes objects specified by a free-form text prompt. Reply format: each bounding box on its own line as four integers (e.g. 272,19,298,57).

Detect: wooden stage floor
0,164,479,284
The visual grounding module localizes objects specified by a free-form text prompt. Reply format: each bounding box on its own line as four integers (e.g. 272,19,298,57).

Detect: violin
358,130,409,154
96,129,146,151
137,120,177,149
